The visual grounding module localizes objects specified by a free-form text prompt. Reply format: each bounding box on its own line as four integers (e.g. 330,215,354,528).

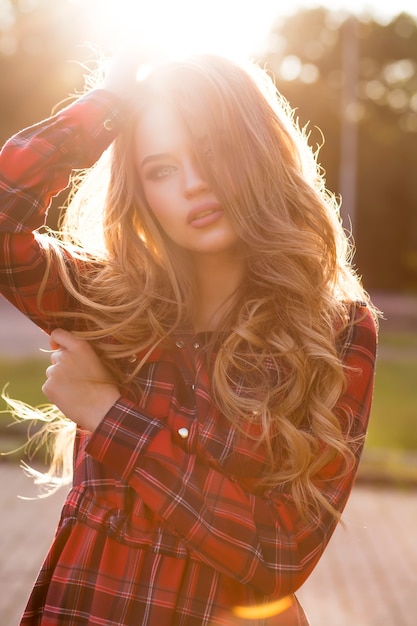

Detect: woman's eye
148,165,176,180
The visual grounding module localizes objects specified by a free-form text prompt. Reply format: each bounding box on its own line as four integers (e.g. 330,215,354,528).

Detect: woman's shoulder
351,300,378,334
340,300,378,361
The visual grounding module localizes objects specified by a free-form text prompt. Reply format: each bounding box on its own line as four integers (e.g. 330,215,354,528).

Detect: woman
0,52,377,625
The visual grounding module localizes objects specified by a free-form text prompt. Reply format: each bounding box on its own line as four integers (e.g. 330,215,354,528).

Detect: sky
70,0,417,61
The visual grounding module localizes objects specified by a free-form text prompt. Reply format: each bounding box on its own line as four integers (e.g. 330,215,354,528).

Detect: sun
68,0,282,62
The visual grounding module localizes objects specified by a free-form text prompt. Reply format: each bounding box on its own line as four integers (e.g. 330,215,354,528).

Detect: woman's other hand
42,329,121,432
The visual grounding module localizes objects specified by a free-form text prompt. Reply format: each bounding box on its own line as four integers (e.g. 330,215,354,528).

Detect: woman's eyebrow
141,153,172,168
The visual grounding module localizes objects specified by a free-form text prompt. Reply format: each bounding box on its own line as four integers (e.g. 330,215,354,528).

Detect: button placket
172,334,200,437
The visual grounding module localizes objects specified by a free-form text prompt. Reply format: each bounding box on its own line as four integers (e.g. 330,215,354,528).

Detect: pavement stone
1,462,416,626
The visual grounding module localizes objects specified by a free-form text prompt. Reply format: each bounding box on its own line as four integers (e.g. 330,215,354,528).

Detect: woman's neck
190,250,245,333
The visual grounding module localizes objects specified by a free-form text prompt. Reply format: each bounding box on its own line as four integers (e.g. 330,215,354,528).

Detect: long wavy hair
11,55,376,517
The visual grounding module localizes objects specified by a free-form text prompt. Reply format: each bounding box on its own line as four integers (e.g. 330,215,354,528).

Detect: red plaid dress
0,91,377,625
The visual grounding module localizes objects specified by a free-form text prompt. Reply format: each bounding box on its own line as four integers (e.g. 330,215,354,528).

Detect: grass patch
0,357,48,460
367,359,417,449
366,330,417,451
0,357,48,406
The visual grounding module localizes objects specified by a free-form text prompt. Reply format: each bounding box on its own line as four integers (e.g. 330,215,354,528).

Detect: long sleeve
0,90,126,331
86,305,377,599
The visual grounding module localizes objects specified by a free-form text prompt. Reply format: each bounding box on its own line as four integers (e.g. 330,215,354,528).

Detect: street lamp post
339,15,359,237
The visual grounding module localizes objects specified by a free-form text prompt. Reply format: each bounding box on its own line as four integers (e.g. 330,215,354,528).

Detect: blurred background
0,1,416,624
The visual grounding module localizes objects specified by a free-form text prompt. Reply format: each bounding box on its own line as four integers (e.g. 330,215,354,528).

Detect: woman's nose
183,158,209,197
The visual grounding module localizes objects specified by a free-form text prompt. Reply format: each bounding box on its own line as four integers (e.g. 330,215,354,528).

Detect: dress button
191,384,195,390
128,354,137,363
178,427,189,439
103,118,113,131
176,340,185,348
193,341,200,350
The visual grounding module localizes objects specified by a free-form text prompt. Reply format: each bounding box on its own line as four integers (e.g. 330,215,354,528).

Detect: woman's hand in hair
42,329,121,433
102,44,165,98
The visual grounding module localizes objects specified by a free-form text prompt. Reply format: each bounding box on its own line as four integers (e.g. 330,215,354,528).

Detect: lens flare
233,595,293,619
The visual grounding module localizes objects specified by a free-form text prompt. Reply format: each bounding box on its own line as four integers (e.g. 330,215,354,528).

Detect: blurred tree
262,8,417,291
0,0,103,227
0,0,98,140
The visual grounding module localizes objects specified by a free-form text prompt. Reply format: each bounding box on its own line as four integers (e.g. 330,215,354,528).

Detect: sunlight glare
70,0,417,63
70,0,280,61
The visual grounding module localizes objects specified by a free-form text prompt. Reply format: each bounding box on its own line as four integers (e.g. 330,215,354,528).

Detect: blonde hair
13,55,376,517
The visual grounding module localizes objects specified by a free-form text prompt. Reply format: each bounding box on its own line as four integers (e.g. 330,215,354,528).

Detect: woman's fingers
50,328,79,350
43,329,121,431
102,44,166,97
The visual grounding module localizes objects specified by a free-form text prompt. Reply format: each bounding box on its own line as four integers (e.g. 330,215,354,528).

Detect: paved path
1,463,416,625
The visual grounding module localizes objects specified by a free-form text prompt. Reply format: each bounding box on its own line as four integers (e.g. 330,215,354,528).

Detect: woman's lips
187,202,224,228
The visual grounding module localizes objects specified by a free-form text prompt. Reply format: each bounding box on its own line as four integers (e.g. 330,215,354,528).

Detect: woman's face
134,102,240,257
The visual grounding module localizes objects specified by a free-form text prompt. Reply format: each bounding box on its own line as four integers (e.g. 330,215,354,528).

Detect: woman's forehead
137,96,221,141
134,103,192,159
